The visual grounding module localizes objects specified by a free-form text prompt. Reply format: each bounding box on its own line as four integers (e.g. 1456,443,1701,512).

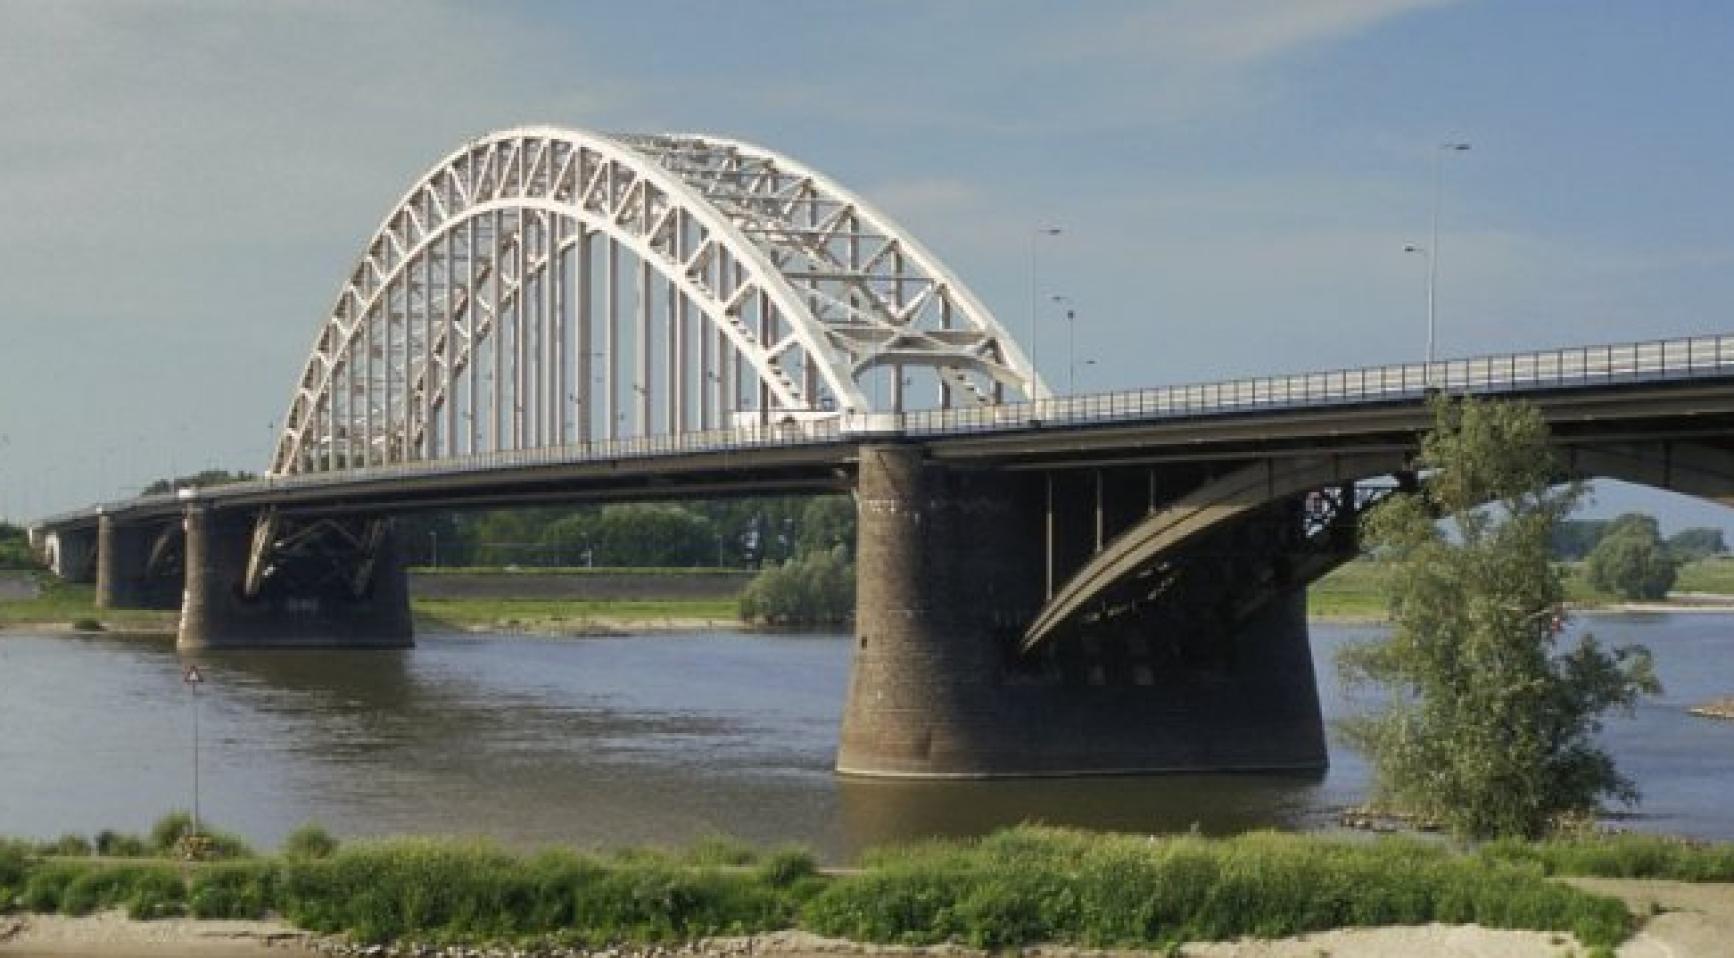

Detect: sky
2,0,1733,530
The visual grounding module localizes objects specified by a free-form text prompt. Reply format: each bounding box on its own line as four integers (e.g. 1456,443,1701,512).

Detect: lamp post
1426,142,1471,371
1029,226,1063,398
1051,295,1079,395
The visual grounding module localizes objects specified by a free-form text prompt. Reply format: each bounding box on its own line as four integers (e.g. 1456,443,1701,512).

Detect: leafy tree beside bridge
1340,396,1659,839
1586,513,1678,601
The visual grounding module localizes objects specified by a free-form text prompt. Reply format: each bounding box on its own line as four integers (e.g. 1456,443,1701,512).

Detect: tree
738,546,854,625
1549,519,1609,560
1666,526,1727,563
0,522,38,570
1587,513,1677,600
1339,396,1660,839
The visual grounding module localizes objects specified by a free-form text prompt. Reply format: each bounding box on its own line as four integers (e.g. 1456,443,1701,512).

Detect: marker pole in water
184,665,205,838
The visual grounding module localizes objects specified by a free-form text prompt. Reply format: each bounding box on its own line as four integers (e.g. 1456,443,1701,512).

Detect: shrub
1587,514,1678,600
738,547,853,626
681,835,757,867
0,843,27,913
802,827,1631,951
148,812,252,860
70,617,104,632
59,865,182,917
94,830,151,858
282,823,340,861
20,862,84,913
190,862,279,919
38,833,93,857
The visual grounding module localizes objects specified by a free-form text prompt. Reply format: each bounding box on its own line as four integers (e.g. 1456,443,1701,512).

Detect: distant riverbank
12,561,1734,635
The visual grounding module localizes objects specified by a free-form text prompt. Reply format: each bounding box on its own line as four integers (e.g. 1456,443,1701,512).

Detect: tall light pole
1029,226,1063,399
1426,142,1471,370
1052,295,1078,395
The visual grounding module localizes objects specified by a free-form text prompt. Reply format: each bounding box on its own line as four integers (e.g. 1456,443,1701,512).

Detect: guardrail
36,333,1734,528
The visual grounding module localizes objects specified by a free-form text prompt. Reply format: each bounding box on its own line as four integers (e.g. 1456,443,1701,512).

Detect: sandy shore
0,910,315,956
8,883,1733,958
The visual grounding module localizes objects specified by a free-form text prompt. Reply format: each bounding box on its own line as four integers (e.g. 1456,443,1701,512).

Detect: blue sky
2,0,1733,529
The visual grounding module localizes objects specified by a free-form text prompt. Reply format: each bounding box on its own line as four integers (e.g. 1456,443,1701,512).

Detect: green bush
1481,834,1734,882
190,862,280,919
20,861,84,912
0,842,28,912
69,617,104,632
278,840,794,945
282,823,340,861
38,833,93,857
1587,514,1678,600
738,547,853,626
94,830,151,858
802,827,1631,950
681,835,758,867
148,812,252,860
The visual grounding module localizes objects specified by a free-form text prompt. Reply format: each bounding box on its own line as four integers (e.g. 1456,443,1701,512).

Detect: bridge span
31,126,1734,779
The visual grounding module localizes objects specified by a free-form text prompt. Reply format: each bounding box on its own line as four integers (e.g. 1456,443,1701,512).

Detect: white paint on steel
271,127,1042,476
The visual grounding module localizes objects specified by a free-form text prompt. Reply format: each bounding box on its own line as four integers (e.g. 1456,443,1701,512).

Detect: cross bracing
270,127,1042,476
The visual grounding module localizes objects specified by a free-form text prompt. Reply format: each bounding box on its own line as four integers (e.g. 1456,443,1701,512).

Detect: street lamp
1052,295,1079,395
1029,226,1063,398
1425,141,1471,372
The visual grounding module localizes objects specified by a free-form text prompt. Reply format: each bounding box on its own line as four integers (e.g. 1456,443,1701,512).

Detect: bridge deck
38,333,1734,528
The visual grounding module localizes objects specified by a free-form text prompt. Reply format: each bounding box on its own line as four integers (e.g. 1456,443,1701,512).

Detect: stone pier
178,507,413,651
95,514,180,610
837,443,1327,778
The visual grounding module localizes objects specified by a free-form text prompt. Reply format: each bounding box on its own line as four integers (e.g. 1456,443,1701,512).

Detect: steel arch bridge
271,127,1045,477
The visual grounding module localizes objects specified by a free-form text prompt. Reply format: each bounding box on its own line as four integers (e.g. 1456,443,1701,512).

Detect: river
1,614,1730,861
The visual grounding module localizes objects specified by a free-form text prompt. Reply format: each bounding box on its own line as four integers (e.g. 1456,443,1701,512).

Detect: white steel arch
270,126,1043,476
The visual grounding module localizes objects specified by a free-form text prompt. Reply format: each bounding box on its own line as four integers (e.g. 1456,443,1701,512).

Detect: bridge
30,127,1734,779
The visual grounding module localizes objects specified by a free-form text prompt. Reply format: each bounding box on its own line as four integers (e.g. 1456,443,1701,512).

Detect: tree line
1553,513,1726,601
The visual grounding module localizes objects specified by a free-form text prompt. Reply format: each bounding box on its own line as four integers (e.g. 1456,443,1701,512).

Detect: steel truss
270,127,1042,477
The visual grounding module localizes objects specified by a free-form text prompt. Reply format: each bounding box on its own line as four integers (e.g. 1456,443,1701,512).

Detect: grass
803,828,1632,952
0,574,177,629
1673,555,1734,594
411,597,741,631
1305,557,1734,622
410,566,754,576
15,824,1734,952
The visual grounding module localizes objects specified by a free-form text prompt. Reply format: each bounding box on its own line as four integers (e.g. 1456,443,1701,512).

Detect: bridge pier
178,507,413,651
837,444,1327,778
49,527,98,583
95,515,181,610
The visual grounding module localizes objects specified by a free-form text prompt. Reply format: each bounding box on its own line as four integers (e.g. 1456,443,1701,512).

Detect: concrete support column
838,446,1327,778
51,528,98,583
95,515,152,609
178,507,413,651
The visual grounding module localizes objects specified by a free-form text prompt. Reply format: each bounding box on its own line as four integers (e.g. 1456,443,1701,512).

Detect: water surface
1,615,1729,860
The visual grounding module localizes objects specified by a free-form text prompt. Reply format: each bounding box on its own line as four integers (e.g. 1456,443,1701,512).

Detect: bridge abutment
837,444,1327,778
178,507,413,651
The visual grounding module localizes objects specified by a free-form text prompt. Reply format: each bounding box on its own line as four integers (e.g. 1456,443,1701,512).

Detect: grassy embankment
0,576,176,631
1308,556,1734,622
0,570,742,633
409,567,745,632
13,821,1734,953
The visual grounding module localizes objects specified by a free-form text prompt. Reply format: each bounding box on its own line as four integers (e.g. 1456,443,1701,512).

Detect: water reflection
0,616,1729,862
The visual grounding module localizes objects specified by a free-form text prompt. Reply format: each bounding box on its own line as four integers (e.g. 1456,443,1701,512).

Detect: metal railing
37,333,1734,528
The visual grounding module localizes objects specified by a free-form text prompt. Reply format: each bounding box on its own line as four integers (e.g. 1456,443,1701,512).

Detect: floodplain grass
9,824,1734,951
410,596,740,632
0,574,176,629
1305,556,1734,621
1480,833,1734,882
806,828,1631,951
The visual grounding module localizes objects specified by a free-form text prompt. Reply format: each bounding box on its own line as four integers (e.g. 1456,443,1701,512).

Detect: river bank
7,898,1731,958
4,827,1734,958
